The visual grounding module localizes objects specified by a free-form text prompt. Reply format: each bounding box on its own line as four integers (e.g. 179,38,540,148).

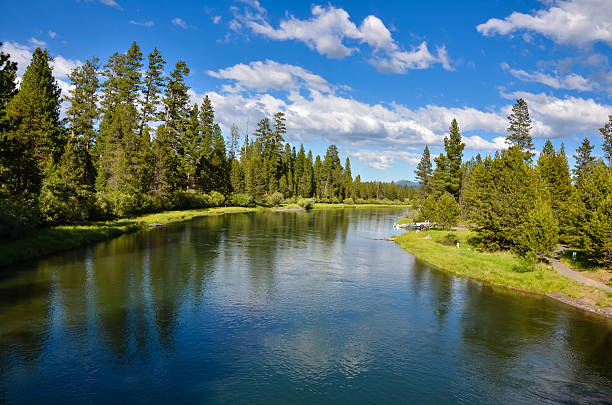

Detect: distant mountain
395,180,419,188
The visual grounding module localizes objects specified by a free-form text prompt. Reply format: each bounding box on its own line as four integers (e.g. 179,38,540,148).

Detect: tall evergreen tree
0,42,19,194
139,48,165,137
65,57,100,187
343,157,353,199
415,145,432,195
444,118,465,198
506,98,534,162
4,48,62,194
322,145,342,199
432,153,449,196
600,115,612,167
573,137,596,183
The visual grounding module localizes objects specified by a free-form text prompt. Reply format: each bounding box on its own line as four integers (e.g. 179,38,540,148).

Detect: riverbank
393,229,612,318
1,203,411,267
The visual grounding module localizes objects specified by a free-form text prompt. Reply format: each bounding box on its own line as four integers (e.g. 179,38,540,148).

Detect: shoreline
0,203,410,268
392,229,612,320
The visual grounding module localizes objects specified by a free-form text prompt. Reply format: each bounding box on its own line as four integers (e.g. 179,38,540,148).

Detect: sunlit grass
0,206,258,267
394,229,612,307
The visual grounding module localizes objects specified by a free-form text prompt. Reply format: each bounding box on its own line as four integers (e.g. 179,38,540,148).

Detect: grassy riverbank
1,203,410,267
0,206,258,267
393,229,612,310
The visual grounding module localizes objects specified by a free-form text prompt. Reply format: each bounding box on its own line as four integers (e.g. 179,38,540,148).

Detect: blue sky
2,0,612,181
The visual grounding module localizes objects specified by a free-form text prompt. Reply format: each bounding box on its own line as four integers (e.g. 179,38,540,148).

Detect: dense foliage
415,100,612,268
0,43,411,238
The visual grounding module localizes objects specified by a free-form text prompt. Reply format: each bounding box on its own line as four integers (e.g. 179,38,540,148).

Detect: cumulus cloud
501,62,593,91
500,90,612,138
232,3,452,72
477,0,612,47
129,20,155,27
212,15,222,24
48,31,57,38
172,17,188,29
207,60,340,93
200,60,612,157
0,41,81,97
350,150,421,170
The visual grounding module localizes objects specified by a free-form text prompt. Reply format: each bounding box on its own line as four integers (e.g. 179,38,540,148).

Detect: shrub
0,195,40,239
229,193,255,207
331,196,340,204
207,191,226,207
174,190,208,209
269,191,284,207
355,198,367,205
39,189,93,225
95,192,141,218
435,192,460,230
343,197,354,205
512,257,537,273
297,198,315,210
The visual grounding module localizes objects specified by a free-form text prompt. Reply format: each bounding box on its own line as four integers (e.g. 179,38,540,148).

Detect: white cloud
500,62,593,91
233,3,452,72
197,61,612,159
0,41,80,97
477,0,612,47
98,0,121,9
212,15,222,24
29,37,46,47
129,20,155,27
207,60,339,93
500,90,612,138
48,31,57,39
172,17,188,29
350,150,421,170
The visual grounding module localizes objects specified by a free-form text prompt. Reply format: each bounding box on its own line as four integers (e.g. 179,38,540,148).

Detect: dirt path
549,249,612,293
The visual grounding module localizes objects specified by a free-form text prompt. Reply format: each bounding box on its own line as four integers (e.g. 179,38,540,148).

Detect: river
1,209,611,404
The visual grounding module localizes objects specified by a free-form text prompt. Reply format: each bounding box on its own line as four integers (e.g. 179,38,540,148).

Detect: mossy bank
393,229,612,318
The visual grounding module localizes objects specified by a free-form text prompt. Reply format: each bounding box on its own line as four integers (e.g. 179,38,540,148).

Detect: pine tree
322,145,342,199
228,123,240,161
415,145,432,195
435,192,460,229
343,157,353,199
139,48,165,137
444,119,465,198
5,48,62,194
600,115,612,167
65,57,100,188
183,104,201,190
573,137,596,183
506,98,534,162
0,42,19,195
432,153,449,196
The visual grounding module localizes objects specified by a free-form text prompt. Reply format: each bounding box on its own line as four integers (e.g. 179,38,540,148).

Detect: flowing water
0,209,611,404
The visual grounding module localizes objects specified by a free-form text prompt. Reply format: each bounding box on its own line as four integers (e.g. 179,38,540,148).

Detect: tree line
415,99,612,268
0,42,411,238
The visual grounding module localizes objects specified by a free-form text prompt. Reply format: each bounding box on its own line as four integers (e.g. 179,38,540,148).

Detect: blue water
1,209,611,404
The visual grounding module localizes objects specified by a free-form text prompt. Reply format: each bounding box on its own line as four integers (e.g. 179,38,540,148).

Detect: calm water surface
1,209,611,404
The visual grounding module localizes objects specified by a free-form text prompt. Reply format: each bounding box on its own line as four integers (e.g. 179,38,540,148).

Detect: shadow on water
0,208,611,404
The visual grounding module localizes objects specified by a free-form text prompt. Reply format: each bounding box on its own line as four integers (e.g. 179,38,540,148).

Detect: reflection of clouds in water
263,326,373,382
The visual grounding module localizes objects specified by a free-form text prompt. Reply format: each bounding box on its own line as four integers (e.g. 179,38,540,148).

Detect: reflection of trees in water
0,262,52,369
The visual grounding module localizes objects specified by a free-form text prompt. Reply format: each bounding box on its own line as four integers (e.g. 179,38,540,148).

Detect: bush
269,191,284,207
297,198,315,210
174,190,208,210
355,198,367,205
439,232,459,246
331,196,340,204
39,189,93,225
0,195,40,239
207,191,226,207
512,257,537,273
343,197,354,205
229,193,255,207
435,192,460,230
95,191,141,218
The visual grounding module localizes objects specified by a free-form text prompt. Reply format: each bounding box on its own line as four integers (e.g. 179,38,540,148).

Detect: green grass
394,229,612,307
396,217,412,225
0,206,258,267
